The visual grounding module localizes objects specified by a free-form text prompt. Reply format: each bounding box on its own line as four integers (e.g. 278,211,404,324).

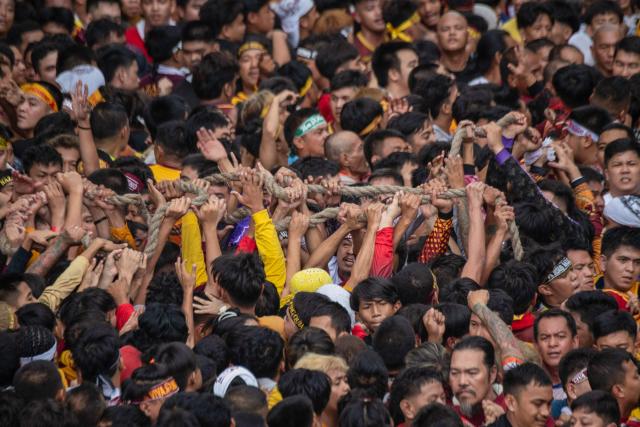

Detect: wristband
529,165,548,176
50,226,58,232
463,164,476,175
94,217,107,225
77,125,91,130
438,210,453,220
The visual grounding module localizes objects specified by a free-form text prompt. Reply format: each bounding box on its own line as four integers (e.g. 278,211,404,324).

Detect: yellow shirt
501,18,522,44
252,209,286,294
150,164,181,183
181,211,208,286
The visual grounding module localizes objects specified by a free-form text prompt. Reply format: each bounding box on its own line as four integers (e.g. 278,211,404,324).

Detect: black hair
593,309,637,341
224,384,268,415
546,0,580,33
593,76,631,115
558,347,597,388
88,168,129,195
71,322,120,383
127,303,188,353
155,120,197,160
58,288,117,328
122,363,173,405
616,35,640,57
452,336,495,369
452,86,494,124
362,129,405,167
564,291,618,336
600,122,635,141
391,263,436,306
310,301,351,336
428,254,466,288
284,107,317,147
534,308,578,341
584,0,623,26
199,0,245,37
16,303,55,331
338,394,393,427
472,29,509,78
316,39,360,80
330,70,369,92
6,20,41,47
571,390,620,425
276,60,313,93
100,405,150,427
503,362,552,398
255,281,280,317
372,151,416,173
516,2,553,30
181,20,214,43
211,253,265,308
413,40,440,65
193,334,229,376
259,76,298,94
146,342,198,391
64,383,106,427
372,315,415,372
143,95,189,140
267,395,315,427
383,0,417,29
388,366,444,425
367,167,404,186
341,97,384,137
286,327,335,368
181,154,219,178
56,44,96,74
90,101,129,140
0,333,19,388
226,326,284,379
412,73,455,119
552,65,600,109
146,272,184,306
604,138,640,166
159,392,232,427
372,41,415,88
587,348,635,392
568,105,613,136
34,111,74,138
346,349,388,400
18,398,66,427
438,278,481,305
601,225,640,257
578,165,604,184
278,369,331,416
397,304,429,343
0,390,24,426
386,112,429,140
86,19,125,49
97,44,137,85
38,7,74,33
487,260,538,315
413,403,463,427
13,361,62,402
436,303,470,343
350,277,399,312
21,143,62,175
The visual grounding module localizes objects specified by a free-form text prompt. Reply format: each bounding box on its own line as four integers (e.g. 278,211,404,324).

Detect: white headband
19,339,57,366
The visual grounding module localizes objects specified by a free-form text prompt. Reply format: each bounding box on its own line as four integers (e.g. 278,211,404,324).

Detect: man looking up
599,227,640,311
436,11,469,75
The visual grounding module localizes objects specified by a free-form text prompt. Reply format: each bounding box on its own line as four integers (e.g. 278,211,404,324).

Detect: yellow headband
131,378,179,404
0,136,8,149
386,12,420,42
299,76,313,98
288,302,304,330
21,83,58,112
359,115,382,136
238,41,267,57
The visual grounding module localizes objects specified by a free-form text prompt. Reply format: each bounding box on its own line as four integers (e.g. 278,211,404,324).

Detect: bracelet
77,125,91,130
94,216,107,225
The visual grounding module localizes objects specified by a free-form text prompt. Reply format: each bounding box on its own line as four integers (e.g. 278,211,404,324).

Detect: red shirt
454,394,507,427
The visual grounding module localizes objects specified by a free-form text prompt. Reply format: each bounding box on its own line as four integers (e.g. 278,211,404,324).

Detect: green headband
294,114,327,138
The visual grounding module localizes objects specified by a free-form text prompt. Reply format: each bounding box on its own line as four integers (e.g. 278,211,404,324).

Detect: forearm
344,225,377,291
203,226,222,266
460,206,486,283
144,220,173,278
284,234,303,297
64,192,83,230
304,224,350,269
472,303,527,363
26,235,71,276
457,201,471,255
481,228,507,285
259,111,279,171
78,127,100,176
181,212,208,286
304,226,323,255
182,289,195,348
393,217,413,249
272,30,291,66
88,206,111,238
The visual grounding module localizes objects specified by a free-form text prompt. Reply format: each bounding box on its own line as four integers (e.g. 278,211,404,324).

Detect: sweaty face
449,348,495,412
354,0,385,33
507,384,553,427
613,50,640,79
336,235,354,276
17,95,51,132
141,0,173,27
596,330,635,354
602,245,640,292
357,298,399,332
605,150,640,197
522,14,552,43
437,13,468,53
535,316,578,370
567,249,595,292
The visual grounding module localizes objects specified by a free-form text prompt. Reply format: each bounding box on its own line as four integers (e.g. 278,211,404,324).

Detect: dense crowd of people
1,0,640,426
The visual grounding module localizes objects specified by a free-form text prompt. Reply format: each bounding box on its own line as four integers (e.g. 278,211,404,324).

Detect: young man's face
540,265,579,306
589,12,621,32
17,95,51,132
309,315,340,342
141,0,174,27
602,245,640,292
357,298,399,332
223,13,246,43
9,45,27,85
8,281,36,309
370,136,409,165
535,316,578,370
567,310,594,349
612,49,640,79
586,179,605,213
506,383,553,427
522,14,552,43
449,348,496,413
238,49,261,88
0,0,15,36
179,0,205,22
409,120,436,154
35,50,58,84
567,249,596,292
417,0,441,29
327,368,350,413
20,29,43,53
469,313,497,348
55,146,80,172
598,128,629,168
354,0,385,33
605,150,640,197
592,29,621,75
620,359,640,409
90,1,122,23
115,61,140,92
401,380,446,422
181,40,209,71
296,123,329,158
571,408,616,427
436,13,467,53
330,86,358,126
28,162,62,188
596,330,636,354
249,4,275,34
336,235,354,276
394,49,419,91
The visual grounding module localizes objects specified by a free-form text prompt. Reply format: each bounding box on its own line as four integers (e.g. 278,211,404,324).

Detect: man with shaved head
436,11,469,75
325,131,370,184
591,25,623,77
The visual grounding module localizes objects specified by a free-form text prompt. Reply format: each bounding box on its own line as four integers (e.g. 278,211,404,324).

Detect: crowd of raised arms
3,0,640,426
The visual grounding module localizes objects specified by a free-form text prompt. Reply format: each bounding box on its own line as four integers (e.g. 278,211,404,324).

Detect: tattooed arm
26,232,73,277
468,290,541,366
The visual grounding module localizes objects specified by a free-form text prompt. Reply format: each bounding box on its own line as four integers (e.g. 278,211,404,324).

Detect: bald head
594,24,622,41
592,24,623,75
437,11,468,53
325,131,361,164
437,11,467,30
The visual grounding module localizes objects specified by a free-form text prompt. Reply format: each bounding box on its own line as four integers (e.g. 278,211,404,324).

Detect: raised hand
230,169,265,213
466,181,486,210
467,289,490,310
56,171,83,195
70,81,91,125
399,192,421,220
288,211,310,238
193,196,226,226
197,127,229,163
501,111,528,139
165,196,192,220
493,202,515,234
444,155,464,189
175,257,197,293
423,307,446,344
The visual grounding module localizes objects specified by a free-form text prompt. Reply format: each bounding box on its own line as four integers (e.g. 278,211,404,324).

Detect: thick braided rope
448,114,519,157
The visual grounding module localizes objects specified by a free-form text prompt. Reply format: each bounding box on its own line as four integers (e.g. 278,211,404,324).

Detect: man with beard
488,363,553,427
449,335,504,426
